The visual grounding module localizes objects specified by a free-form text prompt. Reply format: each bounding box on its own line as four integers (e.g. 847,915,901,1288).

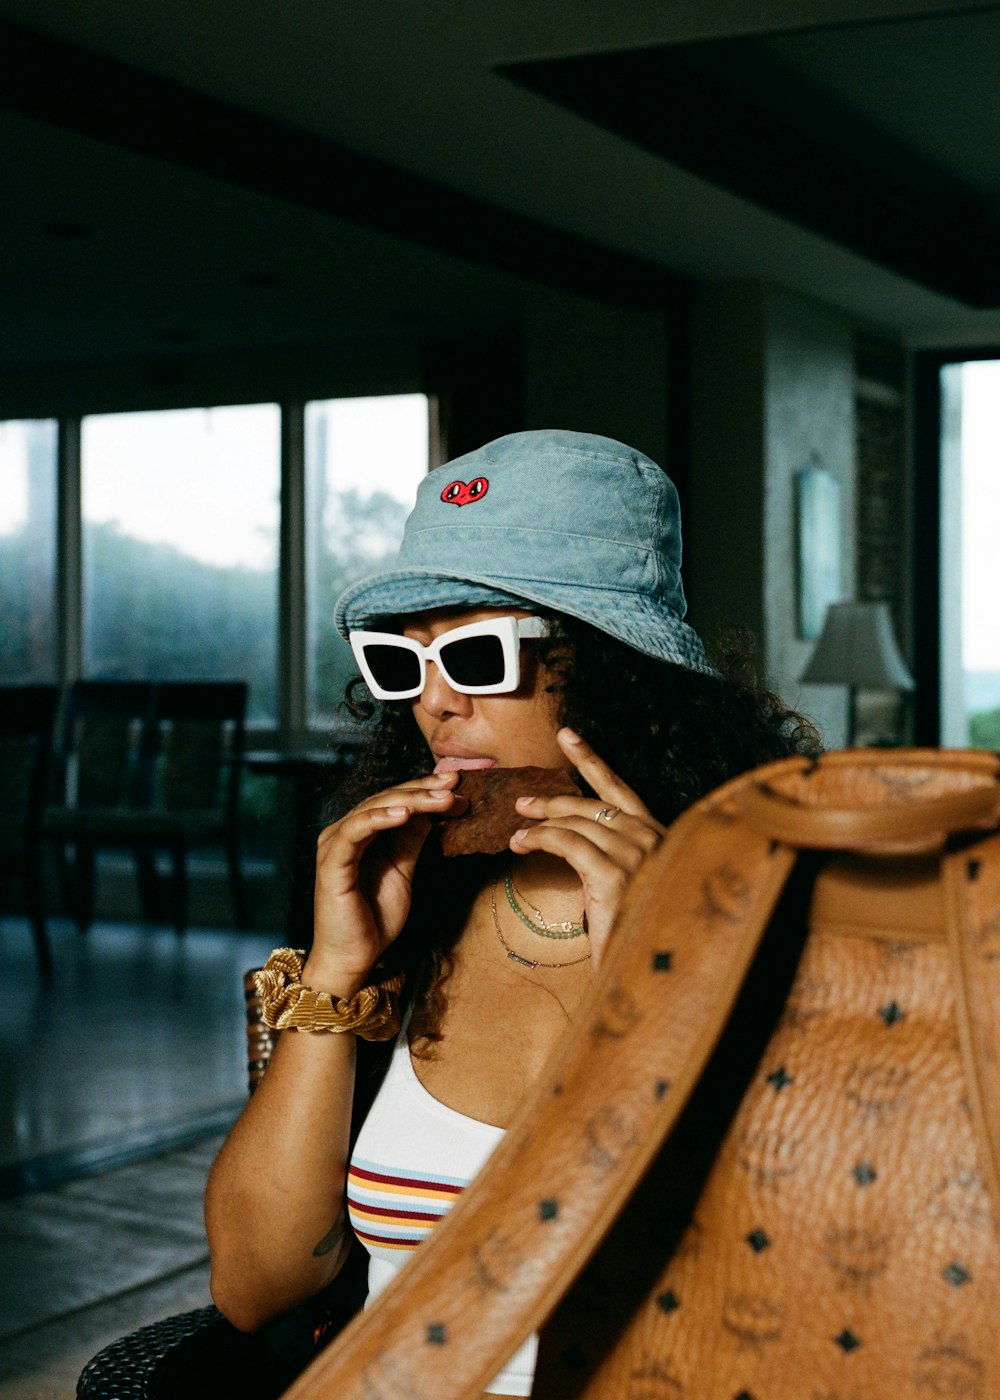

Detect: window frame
913,346,1000,745
43,395,436,742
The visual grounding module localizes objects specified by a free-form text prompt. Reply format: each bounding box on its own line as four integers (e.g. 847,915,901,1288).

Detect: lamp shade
800,601,915,690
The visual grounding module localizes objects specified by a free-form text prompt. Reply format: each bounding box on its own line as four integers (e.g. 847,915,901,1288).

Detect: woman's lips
433,756,497,774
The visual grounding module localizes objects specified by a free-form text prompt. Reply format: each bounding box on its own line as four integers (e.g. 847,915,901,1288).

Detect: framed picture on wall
796,463,842,640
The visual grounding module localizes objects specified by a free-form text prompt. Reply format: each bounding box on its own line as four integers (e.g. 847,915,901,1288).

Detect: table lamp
800,601,915,745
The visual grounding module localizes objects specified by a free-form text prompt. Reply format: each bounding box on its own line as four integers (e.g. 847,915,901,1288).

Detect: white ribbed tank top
348,1025,538,1395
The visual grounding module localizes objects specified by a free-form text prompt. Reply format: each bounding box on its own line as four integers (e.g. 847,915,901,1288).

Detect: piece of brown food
438,765,580,856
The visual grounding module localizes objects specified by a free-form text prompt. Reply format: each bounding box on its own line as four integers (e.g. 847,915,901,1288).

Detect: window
0,419,58,683
4,395,431,730
81,405,281,720
305,394,430,726
939,359,1000,746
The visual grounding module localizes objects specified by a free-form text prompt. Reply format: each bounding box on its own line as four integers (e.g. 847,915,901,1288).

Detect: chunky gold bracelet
254,948,404,1041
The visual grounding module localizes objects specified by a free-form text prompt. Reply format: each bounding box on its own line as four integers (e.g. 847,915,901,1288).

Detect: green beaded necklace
503,867,588,940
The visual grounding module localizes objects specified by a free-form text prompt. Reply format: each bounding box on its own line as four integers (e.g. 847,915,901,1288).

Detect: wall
0,339,432,421
687,282,857,747
685,285,768,647
522,286,673,472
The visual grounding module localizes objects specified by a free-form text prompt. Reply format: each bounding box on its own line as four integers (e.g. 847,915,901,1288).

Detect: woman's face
404,607,566,773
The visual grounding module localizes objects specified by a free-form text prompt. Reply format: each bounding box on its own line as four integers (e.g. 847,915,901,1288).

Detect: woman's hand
509,728,666,968
309,772,466,994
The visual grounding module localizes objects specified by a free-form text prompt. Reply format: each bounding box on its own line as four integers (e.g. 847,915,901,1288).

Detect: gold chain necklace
491,878,591,970
505,867,587,939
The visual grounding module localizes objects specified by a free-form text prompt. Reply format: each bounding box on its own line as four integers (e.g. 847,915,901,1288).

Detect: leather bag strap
735,777,1000,848
283,785,797,1400
945,830,1000,1232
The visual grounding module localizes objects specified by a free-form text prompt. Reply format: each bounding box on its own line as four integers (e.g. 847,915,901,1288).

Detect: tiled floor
0,1141,218,1400
1,902,281,1397
1,915,277,1182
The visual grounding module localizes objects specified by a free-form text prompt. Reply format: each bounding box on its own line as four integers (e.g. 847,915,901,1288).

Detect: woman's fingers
315,785,466,898
351,770,459,812
508,820,644,969
319,784,464,850
516,791,666,840
510,816,655,872
556,727,653,816
511,730,664,900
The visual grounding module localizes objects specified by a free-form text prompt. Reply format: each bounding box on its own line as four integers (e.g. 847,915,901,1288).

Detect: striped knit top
347,1025,538,1395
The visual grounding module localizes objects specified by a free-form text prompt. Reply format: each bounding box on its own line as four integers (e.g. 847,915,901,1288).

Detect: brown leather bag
283,748,1000,1400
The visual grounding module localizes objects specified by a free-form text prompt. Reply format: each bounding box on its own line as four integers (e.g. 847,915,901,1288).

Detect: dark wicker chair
76,1304,223,1400
76,1279,367,1400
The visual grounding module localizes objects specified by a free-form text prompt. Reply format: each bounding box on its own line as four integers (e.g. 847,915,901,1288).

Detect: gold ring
594,806,621,824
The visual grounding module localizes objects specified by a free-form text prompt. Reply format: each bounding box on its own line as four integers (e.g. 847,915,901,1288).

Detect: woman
205,429,816,1397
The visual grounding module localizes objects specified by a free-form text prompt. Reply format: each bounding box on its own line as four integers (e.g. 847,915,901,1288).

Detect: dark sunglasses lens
440,634,507,688
363,644,421,694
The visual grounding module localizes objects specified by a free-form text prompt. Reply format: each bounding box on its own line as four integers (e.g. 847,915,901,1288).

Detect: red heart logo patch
440,476,489,507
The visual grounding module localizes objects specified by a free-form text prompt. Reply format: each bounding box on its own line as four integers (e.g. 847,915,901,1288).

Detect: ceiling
1,0,999,388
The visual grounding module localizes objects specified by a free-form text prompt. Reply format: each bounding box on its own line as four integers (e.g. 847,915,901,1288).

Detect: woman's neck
506,850,583,905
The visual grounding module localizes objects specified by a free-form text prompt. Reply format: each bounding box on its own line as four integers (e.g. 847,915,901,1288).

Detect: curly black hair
330,612,819,1053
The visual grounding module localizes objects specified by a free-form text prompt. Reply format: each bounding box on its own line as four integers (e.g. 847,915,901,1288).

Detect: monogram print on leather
721,1293,784,1352
821,1226,891,1293
626,1354,684,1397
590,986,643,1041
878,999,906,1024
735,1128,802,1191
694,862,754,925
869,765,937,796
928,1164,993,1230
781,974,832,1030
971,906,1000,961
870,934,926,966
359,1350,423,1400
470,1226,524,1295
844,1061,912,1122
914,1334,985,1398
583,1104,640,1176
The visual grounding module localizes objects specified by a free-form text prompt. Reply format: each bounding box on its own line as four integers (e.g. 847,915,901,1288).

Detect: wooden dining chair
44,680,249,933
0,683,61,975
126,680,249,932
42,679,157,930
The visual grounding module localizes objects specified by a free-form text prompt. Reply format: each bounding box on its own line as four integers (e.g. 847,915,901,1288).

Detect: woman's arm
205,771,464,1331
204,986,360,1332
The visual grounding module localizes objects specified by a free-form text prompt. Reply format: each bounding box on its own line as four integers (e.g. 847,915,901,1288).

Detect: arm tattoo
313,1205,347,1258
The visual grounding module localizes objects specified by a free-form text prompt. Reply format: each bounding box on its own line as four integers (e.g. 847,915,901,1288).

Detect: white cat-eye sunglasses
349,615,549,700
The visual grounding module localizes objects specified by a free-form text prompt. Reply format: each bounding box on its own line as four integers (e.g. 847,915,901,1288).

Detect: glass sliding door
305,394,430,727
81,405,280,720
939,359,1000,747
0,419,58,683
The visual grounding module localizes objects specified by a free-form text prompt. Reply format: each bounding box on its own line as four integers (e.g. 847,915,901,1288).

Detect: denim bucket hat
334,428,715,675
